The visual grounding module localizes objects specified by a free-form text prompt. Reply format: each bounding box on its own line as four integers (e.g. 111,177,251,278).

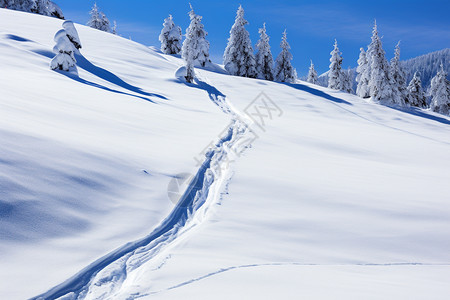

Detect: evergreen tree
274,30,296,83
328,39,344,90
50,29,77,71
406,72,427,108
62,20,81,50
1,0,64,19
159,15,182,55
429,64,450,115
223,5,257,78
342,68,354,94
356,47,370,98
184,50,195,83
307,60,318,84
255,23,274,81
181,4,210,67
367,21,392,102
100,12,111,33
87,3,111,32
390,42,407,106
112,21,117,35
87,3,101,30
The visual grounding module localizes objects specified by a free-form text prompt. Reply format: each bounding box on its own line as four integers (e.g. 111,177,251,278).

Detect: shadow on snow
33,49,167,103
283,82,353,105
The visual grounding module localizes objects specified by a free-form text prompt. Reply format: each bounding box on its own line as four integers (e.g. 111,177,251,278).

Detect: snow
113,74,450,300
1,8,450,300
0,9,228,299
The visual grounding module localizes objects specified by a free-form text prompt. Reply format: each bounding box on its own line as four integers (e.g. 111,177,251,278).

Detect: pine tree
390,42,407,106
274,30,296,83
62,21,81,50
255,23,274,81
406,72,427,108
112,21,118,35
367,21,392,102
159,15,182,55
328,39,344,90
307,60,318,84
1,0,64,19
32,0,48,15
50,29,77,72
342,68,354,94
182,5,210,67
100,12,111,33
87,3,111,32
356,47,370,98
429,64,450,115
87,3,102,30
184,50,195,83
223,5,257,78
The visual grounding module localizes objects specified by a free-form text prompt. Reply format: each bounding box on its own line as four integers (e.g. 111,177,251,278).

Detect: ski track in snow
32,70,253,300
140,262,450,297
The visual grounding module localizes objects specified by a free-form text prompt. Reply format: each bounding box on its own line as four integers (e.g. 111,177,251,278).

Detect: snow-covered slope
1,8,450,300
0,8,230,299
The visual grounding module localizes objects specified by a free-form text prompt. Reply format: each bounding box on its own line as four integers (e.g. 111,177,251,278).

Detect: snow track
32,75,252,300
143,262,450,296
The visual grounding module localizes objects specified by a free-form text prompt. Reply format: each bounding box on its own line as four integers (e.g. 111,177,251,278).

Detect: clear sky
57,0,450,76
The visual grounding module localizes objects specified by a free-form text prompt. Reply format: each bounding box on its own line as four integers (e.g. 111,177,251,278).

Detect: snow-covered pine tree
87,3,111,32
367,21,393,102
255,23,274,81
3,0,32,11
100,12,111,33
307,60,318,84
274,30,296,83
223,5,257,78
342,68,354,94
36,0,64,18
62,20,81,50
429,64,450,115
159,15,182,55
182,4,210,67
50,29,77,72
328,39,344,90
184,50,195,83
87,3,102,30
356,47,370,98
0,0,64,19
112,21,117,35
390,42,407,106
406,72,427,108
32,0,48,16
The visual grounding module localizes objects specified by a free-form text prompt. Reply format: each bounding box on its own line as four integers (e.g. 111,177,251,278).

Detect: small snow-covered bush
50,29,77,72
62,21,81,50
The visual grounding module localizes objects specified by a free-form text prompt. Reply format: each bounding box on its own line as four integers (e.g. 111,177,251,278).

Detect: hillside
1,9,450,300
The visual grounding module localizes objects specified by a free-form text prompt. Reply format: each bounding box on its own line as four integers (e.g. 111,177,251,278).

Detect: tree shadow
283,82,352,105
74,54,167,101
387,105,450,125
32,49,167,103
58,71,157,103
4,34,33,42
168,77,227,109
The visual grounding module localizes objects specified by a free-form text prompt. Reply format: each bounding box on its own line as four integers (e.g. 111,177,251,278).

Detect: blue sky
58,0,450,76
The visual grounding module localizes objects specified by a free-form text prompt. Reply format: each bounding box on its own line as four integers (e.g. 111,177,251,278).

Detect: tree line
307,22,449,116
159,5,296,84
39,2,449,116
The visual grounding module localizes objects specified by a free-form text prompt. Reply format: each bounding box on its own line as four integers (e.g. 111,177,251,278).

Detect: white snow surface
1,9,450,300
